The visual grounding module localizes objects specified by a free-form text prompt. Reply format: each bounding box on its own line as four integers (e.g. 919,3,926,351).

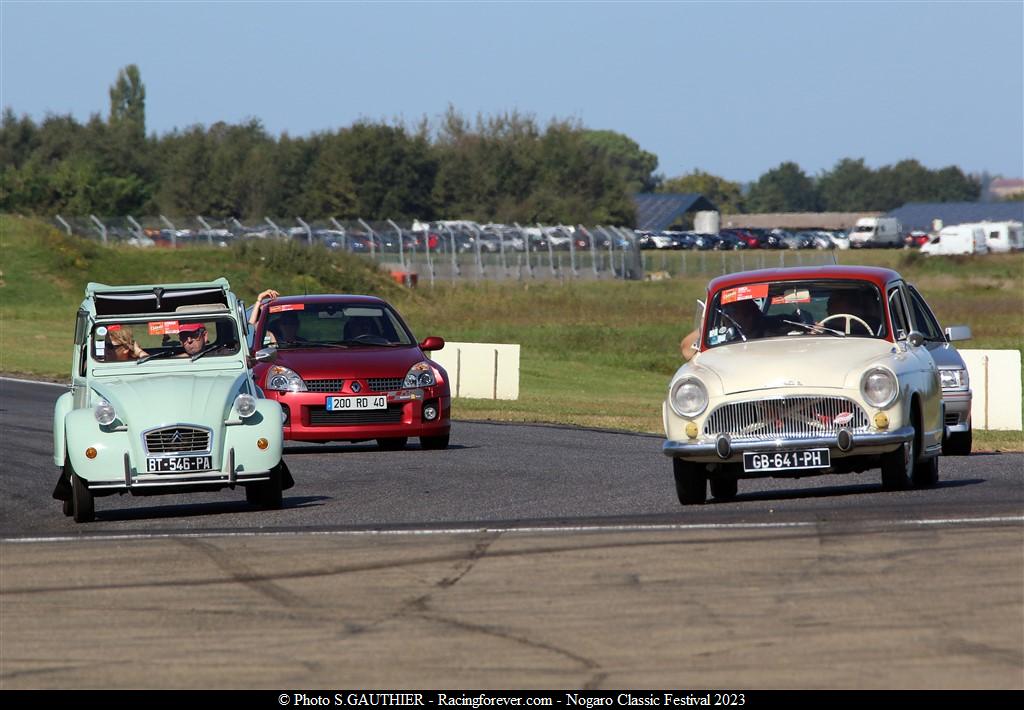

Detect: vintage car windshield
91,316,240,363
703,280,887,349
262,302,414,348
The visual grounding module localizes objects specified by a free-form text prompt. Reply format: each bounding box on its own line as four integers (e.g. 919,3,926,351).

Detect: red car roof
707,265,902,295
266,294,387,306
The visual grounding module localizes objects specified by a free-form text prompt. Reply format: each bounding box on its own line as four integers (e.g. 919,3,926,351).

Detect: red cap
178,322,206,333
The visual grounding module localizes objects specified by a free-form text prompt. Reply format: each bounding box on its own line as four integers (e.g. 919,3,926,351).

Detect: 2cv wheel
72,472,95,523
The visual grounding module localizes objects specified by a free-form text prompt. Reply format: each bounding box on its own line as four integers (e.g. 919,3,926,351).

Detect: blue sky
2,1,1022,183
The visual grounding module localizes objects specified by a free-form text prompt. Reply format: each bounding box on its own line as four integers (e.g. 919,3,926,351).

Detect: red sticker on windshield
269,304,305,313
148,320,180,335
722,284,768,304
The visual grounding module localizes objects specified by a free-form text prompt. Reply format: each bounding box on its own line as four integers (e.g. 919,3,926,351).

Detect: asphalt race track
2,378,1022,689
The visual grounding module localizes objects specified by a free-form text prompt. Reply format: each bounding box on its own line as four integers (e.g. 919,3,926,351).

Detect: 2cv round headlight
93,400,116,426
235,393,257,419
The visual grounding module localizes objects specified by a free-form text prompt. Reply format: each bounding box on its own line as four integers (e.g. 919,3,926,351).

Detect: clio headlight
234,393,257,418
265,365,307,392
669,377,708,418
94,400,116,426
861,367,899,408
940,368,969,391
404,361,436,388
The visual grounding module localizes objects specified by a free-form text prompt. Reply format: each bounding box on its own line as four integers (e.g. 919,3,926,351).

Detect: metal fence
52,215,836,284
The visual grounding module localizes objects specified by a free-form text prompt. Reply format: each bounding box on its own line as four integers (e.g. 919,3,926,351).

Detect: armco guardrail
960,350,1023,431
428,343,520,400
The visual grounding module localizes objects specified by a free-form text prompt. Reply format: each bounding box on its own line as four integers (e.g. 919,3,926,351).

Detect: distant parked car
904,231,931,248
251,294,451,451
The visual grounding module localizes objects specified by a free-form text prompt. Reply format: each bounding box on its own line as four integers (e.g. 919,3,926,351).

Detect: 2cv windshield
703,280,887,349
91,316,240,363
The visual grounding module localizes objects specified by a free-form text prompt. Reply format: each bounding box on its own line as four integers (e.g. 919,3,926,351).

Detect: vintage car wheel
881,434,915,491
62,498,74,517
710,476,738,501
71,472,95,523
420,434,449,450
261,465,284,509
912,453,939,488
943,429,972,457
673,459,707,505
377,437,408,451
245,484,263,506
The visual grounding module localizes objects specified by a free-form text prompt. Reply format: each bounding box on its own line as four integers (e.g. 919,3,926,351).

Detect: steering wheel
820,313,872,335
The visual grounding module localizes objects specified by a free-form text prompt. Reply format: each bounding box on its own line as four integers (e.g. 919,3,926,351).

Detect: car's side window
907,286,943,341
887,286,911,340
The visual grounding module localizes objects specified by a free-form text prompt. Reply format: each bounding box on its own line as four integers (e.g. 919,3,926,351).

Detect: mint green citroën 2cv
52,278,293,523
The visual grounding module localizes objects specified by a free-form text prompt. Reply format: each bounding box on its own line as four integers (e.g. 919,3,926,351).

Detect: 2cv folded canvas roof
86,277,233,317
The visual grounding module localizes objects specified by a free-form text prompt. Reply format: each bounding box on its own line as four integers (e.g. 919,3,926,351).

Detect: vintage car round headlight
404,361,436,389
93,400,116,426
265,365,307,392
235,393,257,419
861,367,899,408
669,378,708,418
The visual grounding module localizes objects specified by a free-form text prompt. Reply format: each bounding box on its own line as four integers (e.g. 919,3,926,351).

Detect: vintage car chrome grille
305,379,345,393
144,426,211,453
367,377,404,392
703,396,869,440
308,405,404,426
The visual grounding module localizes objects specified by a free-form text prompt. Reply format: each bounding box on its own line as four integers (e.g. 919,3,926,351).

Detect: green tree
108,64,146,142
658,169,744,213
746,162,820,212
581,129,659,193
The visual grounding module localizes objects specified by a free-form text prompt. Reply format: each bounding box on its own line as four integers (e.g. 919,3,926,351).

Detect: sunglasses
181,331,205,342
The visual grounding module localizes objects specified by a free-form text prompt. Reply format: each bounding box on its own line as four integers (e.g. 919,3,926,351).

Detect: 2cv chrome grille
144,426,211,453
703,396,869,440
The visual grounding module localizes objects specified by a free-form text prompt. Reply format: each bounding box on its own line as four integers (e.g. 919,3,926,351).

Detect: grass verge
3,216,1022,450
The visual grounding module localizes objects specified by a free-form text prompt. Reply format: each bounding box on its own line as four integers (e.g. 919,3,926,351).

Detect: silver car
906,285,973,455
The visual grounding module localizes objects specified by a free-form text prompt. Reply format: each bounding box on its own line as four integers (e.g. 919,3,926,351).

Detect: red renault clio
251,295,451,450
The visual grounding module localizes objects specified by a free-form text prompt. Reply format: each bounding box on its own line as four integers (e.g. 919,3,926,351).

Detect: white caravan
965,221,1023,253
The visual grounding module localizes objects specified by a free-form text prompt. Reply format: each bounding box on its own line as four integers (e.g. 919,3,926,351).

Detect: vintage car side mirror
945,325,972,342
420,336,445,352
906,330,925,348
253,347,278,364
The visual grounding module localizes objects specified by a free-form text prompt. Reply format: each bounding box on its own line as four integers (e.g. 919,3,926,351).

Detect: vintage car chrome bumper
85,448,273,491
663,426,914,460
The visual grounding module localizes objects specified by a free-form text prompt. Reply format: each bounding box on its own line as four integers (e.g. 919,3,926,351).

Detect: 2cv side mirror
250,347,278,368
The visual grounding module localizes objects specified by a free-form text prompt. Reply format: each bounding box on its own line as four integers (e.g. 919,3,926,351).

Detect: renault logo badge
351,381,362,393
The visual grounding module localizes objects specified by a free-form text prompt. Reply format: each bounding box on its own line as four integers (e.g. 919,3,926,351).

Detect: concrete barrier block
959,349,1022,430
428,342,520,400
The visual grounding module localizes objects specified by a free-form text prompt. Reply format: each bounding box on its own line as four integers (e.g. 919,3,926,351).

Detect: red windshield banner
721,284,768,304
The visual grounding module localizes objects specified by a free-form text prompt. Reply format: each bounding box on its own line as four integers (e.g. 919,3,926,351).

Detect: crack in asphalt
175,537,305,608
